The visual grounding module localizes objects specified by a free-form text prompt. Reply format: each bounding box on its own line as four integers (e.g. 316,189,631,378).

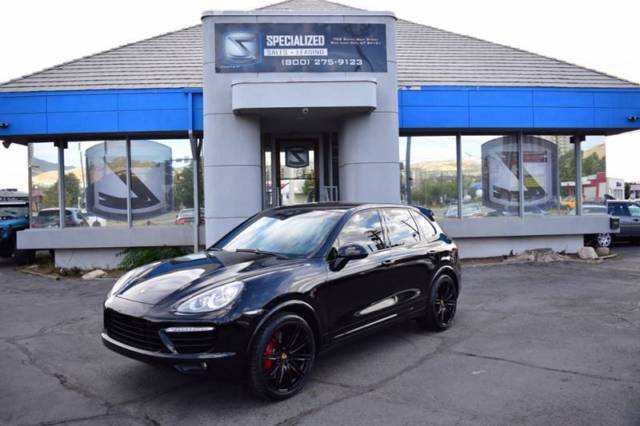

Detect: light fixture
164,326,215,333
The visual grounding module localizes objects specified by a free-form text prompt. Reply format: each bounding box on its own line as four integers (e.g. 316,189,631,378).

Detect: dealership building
1,0,640,268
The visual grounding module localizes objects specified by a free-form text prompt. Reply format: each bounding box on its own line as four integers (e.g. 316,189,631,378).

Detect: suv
607,200,640,243
0,200,34,264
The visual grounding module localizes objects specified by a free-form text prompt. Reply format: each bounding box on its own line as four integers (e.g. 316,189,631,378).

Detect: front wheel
419,274,458,332
248,313,316,401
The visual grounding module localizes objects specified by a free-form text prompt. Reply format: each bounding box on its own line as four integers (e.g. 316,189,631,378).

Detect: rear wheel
595,233,612,248
419,274,458,332
248,313,316,401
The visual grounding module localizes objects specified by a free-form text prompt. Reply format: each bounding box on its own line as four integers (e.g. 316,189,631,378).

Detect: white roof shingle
0,0,636,92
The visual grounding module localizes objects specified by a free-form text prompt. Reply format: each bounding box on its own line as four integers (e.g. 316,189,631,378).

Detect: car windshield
0,206,28,219
214,209,345,257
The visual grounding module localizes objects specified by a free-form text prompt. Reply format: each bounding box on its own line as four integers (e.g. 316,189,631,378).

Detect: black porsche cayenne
102,203,460,400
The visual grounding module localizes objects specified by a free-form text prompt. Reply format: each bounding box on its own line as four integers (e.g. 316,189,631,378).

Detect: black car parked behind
102,203,460,400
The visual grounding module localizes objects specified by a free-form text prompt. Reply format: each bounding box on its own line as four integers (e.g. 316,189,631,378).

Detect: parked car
175,208,204,225
0,200,34,264
32,208,89,228
580,204,613,248
607,200,640,243
103,203,461,400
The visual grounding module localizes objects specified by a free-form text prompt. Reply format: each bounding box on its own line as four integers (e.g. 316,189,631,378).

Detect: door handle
381,259,395,267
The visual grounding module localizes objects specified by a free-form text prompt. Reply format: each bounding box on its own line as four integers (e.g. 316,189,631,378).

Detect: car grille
105,310,217,354
105,310,164,352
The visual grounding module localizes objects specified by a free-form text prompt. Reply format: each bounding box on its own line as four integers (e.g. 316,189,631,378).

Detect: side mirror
329,244,368,271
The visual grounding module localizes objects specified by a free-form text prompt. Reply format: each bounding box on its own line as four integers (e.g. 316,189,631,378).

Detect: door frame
263,134,322,207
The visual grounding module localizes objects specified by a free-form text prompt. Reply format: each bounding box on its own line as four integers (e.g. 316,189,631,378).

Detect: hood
115,250,300,305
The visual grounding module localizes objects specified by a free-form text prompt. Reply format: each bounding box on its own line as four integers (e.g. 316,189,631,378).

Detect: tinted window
411,211,437,240
609,203,629,217
382,208,420,247
335,210,386,254
216,209,344,257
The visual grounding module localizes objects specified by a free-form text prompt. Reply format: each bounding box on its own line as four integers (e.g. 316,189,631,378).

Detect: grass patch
118,247,190,270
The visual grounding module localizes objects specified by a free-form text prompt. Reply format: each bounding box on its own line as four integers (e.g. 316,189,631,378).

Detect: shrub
118,247,190,270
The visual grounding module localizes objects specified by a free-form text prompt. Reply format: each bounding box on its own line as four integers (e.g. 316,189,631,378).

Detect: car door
627,203,640,236
609,203,634,237
379,207,437,311
317,209,399,339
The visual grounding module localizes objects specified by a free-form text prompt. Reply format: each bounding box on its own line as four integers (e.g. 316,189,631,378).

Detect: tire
595,233,612,248
13,249,35,266
248,312,316,401
419,274,458,332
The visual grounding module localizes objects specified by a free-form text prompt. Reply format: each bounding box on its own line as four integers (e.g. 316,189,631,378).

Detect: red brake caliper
263,337,278,370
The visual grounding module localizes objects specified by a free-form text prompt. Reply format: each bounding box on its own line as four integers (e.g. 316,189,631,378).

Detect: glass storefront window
461,135,519,218
30,143,60,228
131,139,194,226
400,136,458,218
65,140,128,228
581,136,607,204
523,135,570,216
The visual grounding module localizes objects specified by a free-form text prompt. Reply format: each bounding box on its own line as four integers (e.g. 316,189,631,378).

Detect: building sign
86,141,173,220
215,23,387,73
285,146,310,168
482,136,559,211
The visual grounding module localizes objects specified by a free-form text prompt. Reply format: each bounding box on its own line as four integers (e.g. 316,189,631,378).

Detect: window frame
380,207,422,248
409,209,438,242
331,207,388,255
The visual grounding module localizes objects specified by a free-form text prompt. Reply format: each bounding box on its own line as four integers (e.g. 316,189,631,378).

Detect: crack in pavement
449,350,640,385
7,339,169,426
275,330,476,426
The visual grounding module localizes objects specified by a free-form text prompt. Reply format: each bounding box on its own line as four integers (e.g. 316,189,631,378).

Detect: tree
42,173,81,209
558,151,606,182
173,162,204,209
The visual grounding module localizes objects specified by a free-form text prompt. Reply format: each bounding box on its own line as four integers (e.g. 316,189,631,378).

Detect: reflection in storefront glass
131,139,194,227
463,135,520,218
30,143,60,228
74,140,129,227
581,136,609,203
400,136,458,218
527,135,571,216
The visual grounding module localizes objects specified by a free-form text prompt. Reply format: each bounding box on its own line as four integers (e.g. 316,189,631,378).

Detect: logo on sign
224,32,258,63
285,147,309,168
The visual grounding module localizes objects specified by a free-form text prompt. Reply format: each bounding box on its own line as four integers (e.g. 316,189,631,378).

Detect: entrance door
275,139,319,206
262,135,338,208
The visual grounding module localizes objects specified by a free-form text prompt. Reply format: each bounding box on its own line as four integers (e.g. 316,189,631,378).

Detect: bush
118,247,190,270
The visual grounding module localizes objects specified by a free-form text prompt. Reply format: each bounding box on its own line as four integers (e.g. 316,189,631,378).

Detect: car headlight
108,262,159,298
176,281,244,314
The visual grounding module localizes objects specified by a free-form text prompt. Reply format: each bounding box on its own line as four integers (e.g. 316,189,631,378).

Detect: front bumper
101,332,236,365
102,296,258,375
101,332,240,375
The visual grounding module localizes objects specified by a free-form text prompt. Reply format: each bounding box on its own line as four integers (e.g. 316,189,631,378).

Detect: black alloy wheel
248,313,316,400
419,274,458,332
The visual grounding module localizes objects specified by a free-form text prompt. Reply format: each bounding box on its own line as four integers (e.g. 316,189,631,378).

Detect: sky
1,0,639,191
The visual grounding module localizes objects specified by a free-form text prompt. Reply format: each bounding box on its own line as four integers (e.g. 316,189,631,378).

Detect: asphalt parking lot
1,247,639,426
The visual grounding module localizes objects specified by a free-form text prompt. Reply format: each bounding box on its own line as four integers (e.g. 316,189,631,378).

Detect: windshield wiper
235,248,290,259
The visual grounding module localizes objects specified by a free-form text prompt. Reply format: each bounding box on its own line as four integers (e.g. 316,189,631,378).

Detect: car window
216,209,344,257
410,210,437,240
608,203,630,217
334,210,386,254
629,204,640,217
382,208,420,247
